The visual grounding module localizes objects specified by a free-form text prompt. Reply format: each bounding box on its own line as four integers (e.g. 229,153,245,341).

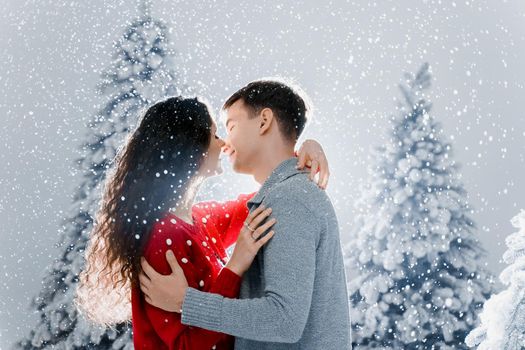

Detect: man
140,79,351,349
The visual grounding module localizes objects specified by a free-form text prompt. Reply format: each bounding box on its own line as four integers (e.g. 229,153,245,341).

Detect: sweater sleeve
192,192,256,248
181,194,319,343
142,227,242,349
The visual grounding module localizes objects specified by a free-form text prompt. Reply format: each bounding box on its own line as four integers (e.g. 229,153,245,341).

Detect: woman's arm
138,206,277,314
192,192,256,248
193,139,330,248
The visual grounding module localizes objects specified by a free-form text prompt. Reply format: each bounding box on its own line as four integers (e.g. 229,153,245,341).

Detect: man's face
222,99,261,174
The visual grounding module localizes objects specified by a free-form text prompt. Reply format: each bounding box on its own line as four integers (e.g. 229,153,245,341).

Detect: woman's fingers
248,207,273,229
245,204,266,224
318,158,330,189
227,212,277,276
309,159,319,181
251,218,277,240
296,147,307,169
320,169,330,189
256,230,275,248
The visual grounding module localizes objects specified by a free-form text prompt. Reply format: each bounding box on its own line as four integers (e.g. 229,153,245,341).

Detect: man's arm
181,192,319,343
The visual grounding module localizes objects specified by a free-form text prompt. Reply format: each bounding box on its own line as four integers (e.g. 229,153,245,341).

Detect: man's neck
253,147,295,185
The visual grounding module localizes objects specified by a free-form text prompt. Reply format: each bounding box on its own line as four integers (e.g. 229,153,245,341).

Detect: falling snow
1,0,524,349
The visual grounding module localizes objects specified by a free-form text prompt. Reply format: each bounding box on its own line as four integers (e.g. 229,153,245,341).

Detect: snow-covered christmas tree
465,209,525,349
14,2,185,349
345,63,494,349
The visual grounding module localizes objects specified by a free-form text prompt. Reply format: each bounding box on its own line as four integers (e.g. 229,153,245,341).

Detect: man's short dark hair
223,79,311,142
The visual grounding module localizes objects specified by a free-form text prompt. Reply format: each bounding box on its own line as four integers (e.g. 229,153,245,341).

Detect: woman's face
199,120,226,177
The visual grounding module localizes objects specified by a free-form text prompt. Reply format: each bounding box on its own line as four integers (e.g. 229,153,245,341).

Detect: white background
1,0,524,347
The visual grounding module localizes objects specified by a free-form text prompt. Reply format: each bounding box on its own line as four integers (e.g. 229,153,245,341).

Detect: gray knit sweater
181,157,351,349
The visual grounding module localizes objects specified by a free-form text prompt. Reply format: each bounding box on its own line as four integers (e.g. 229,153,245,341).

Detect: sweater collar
247,157,308,206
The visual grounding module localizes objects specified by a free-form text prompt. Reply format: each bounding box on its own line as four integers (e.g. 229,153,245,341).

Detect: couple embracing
77,79,351,349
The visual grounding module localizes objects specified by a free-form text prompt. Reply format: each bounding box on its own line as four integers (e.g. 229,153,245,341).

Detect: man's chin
232,161,249,175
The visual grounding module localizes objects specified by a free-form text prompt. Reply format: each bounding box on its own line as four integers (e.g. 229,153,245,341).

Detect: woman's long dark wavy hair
76,97,213,325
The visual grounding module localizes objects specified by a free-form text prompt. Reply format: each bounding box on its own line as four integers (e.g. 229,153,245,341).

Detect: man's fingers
145,295,154,306
141,257,159,280
166,250,183,274
139,272,151,291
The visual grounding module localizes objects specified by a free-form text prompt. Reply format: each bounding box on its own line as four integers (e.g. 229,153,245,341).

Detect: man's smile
228,150,236,161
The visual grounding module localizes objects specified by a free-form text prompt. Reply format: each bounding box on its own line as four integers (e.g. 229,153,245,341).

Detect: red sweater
132,192,256,350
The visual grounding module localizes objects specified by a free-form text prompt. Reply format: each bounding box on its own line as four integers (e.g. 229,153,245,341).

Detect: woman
76,96,329,349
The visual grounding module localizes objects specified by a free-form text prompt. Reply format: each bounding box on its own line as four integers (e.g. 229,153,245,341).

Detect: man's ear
259,108,274,135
